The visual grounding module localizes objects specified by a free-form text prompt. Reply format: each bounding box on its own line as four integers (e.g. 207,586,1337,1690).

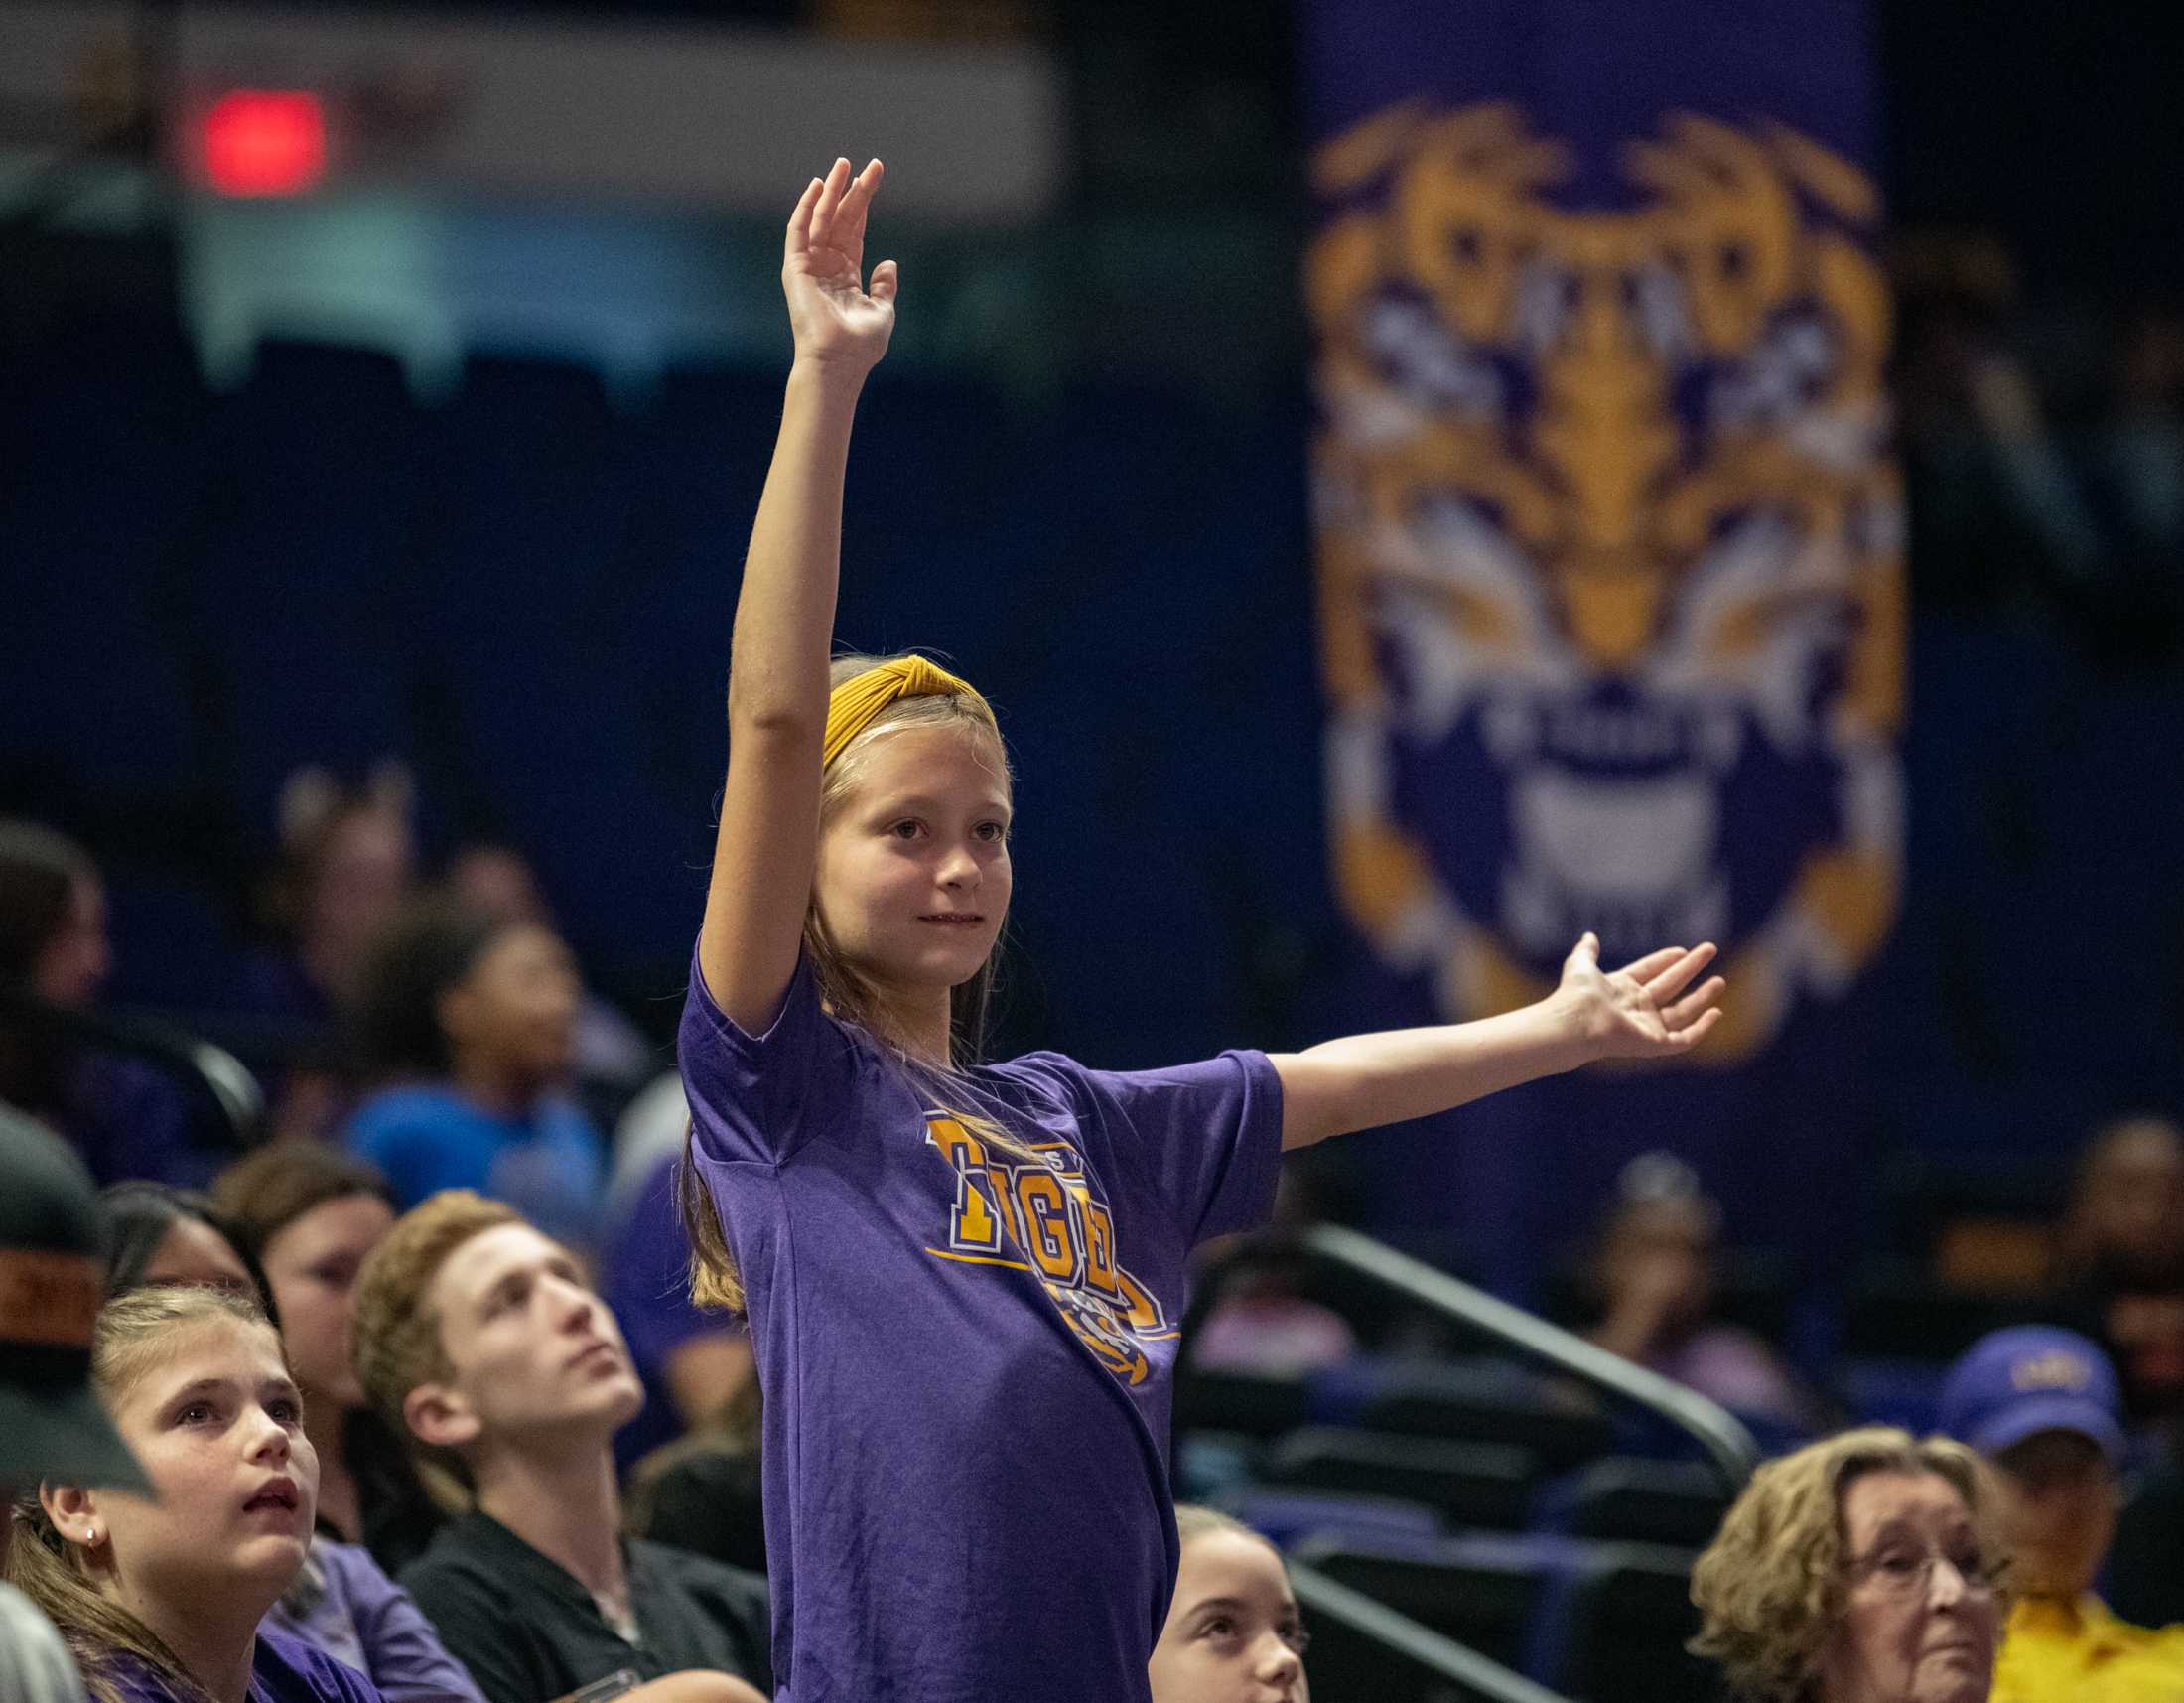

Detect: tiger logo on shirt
922,1116,1175,1386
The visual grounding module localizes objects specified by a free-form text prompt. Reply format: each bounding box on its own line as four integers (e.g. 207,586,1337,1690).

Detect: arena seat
1288,1530,1559,1674
1537,1540,1720,1703
1840,1260,2032,1360
1219,1487,1443,1552
1291,1605,1552,1703
1263,1427,1542,1532
1172,1365,1313,1438
1353,1359,1616,1469
1532,1458,1731,1549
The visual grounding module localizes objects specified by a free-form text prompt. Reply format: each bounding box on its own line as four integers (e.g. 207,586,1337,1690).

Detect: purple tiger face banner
1306,1,1901,1062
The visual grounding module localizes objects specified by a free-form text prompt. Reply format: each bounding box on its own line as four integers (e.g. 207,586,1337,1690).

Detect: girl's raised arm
699,157,896,1030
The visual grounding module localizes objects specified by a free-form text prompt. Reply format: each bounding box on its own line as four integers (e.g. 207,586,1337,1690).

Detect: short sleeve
678,946,859,1166
1070,1049,1285,1247
325,1544,486,1703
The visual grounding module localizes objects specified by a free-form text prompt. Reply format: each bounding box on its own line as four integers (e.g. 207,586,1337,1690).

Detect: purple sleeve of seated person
267,1541,484,1703
104,1629,388,1703
254,1628,394,1703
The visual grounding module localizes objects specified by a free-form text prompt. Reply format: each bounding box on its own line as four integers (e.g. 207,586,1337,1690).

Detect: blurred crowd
1895,231,2184,665
3,224,2184,1703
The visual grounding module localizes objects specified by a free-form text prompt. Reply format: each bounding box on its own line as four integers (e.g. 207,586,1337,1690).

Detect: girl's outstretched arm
1270,936,1725,1150
699,157,895,1031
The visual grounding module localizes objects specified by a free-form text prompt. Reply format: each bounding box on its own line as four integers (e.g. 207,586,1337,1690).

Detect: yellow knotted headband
822,656,993,769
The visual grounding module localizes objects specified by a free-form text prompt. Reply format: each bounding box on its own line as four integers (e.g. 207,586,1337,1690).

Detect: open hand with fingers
783,156,897,373
1553,933,1726,1061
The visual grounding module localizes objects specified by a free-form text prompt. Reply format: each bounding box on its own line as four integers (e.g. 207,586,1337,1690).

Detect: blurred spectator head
1591,1151,1722,1335
213,1144,396,1418
99,1181,275,1319
262,762,417,1004
1940,1326,2124,1599
2116,300,2184,409
351,1189,640,1505
445,843,553,930
8,1285,309,1688
1691,1426,2004,1703
352,895,580,1092
0,1105,148,1499
1890,228,2020,435
0,820,109,1009
2059,1114,2184,1289
1150,1504,1307,1703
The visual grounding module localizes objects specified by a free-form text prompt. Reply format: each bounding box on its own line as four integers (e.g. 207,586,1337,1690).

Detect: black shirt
400,1511,770,1703
631,1448,766,1578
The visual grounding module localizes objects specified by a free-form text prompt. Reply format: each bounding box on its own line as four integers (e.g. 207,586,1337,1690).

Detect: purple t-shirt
106,1628,384,1703
266,1538,483,1703
680,951,1284,1703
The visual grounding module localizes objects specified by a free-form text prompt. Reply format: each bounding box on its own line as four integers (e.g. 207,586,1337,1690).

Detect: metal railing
1182,1222,1762,1492
1289,1561,1575,1703
0,990,264,1153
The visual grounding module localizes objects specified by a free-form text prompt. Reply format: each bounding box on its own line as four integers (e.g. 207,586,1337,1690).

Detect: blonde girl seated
1151,1507,1309,1703
6,1286,382,1703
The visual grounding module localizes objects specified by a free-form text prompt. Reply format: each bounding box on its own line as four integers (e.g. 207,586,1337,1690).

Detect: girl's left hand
1554,933,1725,1061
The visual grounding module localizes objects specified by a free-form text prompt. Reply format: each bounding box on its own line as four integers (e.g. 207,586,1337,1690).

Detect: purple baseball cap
1937,1326,2126,1467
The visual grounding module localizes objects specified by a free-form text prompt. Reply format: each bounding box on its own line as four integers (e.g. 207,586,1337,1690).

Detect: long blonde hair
683,653,1018,1313
6,1287,288,1703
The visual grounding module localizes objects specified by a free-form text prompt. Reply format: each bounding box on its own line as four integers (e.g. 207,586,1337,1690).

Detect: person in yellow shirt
1939,1326,2184,1703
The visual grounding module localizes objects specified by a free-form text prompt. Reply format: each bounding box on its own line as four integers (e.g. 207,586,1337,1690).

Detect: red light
201,91,327,197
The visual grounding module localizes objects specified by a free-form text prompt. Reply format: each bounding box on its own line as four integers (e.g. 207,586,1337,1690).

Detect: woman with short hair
1692,1426,2008,1703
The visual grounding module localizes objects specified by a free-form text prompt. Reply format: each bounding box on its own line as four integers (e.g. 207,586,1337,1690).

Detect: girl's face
814,725,1012,1002
262,1193,397,1413
1150,1530,1309,1703
65,1318,318,1623
440,924,581,1085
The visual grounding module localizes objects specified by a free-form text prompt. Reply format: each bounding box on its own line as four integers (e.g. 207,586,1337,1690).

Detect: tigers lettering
924,1116,1171,1385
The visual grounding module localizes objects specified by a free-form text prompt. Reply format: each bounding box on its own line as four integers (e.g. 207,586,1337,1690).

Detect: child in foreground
679,154,1726,1703
6,1287,382,1703
1151,1507,1309,1703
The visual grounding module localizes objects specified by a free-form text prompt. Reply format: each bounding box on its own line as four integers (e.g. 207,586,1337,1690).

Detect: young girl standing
679,155,1726,1703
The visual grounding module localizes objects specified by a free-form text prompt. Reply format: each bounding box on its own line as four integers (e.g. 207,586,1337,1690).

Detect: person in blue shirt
342,896,607,1254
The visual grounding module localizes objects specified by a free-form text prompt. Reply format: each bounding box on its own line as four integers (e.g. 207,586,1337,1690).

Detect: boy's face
421,1224,643,1453
1990,1429,2117,1598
